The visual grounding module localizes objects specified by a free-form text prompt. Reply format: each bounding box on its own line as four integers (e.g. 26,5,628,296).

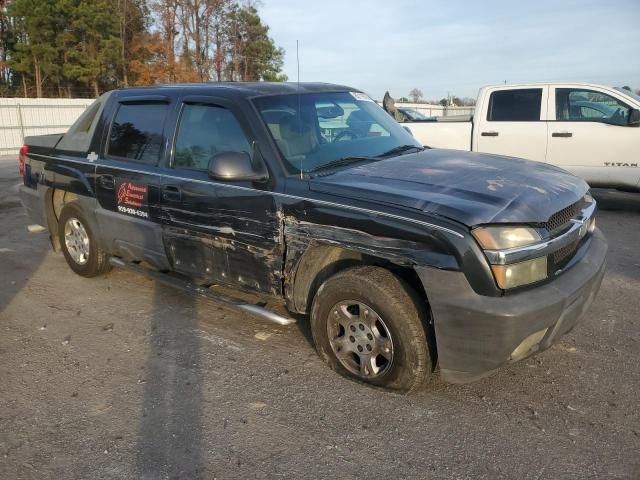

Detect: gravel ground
0,156,639,479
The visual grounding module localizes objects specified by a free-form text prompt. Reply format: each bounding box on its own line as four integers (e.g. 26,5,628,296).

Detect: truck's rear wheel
58,203,110,277
311,266,431,392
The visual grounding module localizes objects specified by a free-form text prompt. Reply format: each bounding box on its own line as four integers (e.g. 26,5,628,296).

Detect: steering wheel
610,108,625,125
334,130,357,142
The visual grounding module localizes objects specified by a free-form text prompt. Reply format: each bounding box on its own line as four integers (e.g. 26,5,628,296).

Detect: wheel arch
281,214,460,313
45,188,80,251
284,239,438,369
285,241,430,315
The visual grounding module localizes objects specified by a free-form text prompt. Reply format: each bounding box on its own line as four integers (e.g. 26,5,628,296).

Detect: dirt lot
1,155,639,479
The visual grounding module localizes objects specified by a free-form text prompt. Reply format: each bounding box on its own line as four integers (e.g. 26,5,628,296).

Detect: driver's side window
556,88,631,126
173,104,251,170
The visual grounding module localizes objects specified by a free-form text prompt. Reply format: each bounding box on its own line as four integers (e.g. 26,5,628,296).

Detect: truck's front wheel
58,203,110,277
311,266,431,392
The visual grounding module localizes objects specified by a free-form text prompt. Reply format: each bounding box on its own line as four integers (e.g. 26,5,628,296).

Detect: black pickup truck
19,82,607,392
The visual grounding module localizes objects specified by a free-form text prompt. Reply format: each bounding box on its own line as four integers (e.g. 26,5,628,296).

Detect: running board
109,257,296,326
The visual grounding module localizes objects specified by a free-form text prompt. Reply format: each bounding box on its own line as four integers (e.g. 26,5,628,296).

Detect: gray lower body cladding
417,229,608,383
19,184,47,227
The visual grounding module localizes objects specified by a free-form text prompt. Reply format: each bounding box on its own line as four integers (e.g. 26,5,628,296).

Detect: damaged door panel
162,193,284,296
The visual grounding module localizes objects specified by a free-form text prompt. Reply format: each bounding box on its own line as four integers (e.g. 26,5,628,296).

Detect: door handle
481,131,499,137
98,174,115,190
552,132,573,138
162,185,182,201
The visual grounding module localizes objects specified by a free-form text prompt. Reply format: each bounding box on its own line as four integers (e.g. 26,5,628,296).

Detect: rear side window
108,103,168,164
56,92,110,153
487,89,542,121
173,104,251,171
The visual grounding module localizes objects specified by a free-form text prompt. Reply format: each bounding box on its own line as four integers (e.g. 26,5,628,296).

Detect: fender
29,153,96,199
282,200,464,314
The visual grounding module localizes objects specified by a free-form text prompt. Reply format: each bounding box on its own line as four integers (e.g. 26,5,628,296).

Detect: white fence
0,98,94,155
0,97,476,156
394,102,475,117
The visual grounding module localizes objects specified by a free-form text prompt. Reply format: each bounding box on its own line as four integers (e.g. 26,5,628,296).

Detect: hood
308,149,589,226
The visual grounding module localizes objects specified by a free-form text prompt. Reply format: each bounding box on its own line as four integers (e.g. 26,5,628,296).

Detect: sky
259,0,640,101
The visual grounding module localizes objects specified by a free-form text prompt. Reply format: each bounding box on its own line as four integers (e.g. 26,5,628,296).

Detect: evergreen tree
63,0,121,96
235,5,286,81
2,0,287,97
8,0,64,97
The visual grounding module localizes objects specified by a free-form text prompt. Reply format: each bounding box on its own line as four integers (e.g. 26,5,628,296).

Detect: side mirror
628,109,640,127
317,103,345,119
207,151,268,182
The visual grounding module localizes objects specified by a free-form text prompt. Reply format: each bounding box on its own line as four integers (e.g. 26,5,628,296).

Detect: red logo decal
117,181,148,208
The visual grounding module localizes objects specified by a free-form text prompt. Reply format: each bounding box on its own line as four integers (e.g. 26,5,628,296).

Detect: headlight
491,257,547,289
472,226,541,250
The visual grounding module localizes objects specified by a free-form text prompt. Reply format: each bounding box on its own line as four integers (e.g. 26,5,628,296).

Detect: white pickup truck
402,83,640,191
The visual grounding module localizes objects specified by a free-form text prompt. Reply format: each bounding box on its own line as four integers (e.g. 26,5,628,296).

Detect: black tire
311,265,431,392
58,203,111,277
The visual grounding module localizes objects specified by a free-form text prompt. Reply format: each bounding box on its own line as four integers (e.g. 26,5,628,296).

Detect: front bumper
416,228,607,383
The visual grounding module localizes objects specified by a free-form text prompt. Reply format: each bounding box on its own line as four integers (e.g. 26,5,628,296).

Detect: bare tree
115,0,146,87
212,1,231,81
408,88,423,103
180,0,222,81
150,0,181,82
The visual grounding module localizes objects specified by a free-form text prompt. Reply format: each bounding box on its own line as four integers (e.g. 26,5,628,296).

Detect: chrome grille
545,198,594,275
548,239,580,275
543,199,586,233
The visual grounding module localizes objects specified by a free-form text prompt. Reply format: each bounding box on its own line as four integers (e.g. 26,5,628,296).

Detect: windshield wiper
309,156,376,173
376,144,424,158
308,145,424,175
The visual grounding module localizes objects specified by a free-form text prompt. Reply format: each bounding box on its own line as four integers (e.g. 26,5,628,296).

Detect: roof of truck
114,82,360,97
481,82,615,90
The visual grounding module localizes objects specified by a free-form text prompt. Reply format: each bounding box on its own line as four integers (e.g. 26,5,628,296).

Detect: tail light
19,144,28,177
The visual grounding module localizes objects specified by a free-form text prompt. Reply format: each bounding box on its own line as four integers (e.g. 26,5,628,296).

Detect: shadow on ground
0,160,48,313
592,188,640,212
135,282,205,479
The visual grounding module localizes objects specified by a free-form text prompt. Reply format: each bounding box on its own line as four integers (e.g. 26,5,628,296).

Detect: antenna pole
296,40,300,88
297,40,302,179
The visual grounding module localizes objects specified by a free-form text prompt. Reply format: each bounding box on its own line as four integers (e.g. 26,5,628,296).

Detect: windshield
614,87,640,103
253,91,422,173
401,108,429,120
